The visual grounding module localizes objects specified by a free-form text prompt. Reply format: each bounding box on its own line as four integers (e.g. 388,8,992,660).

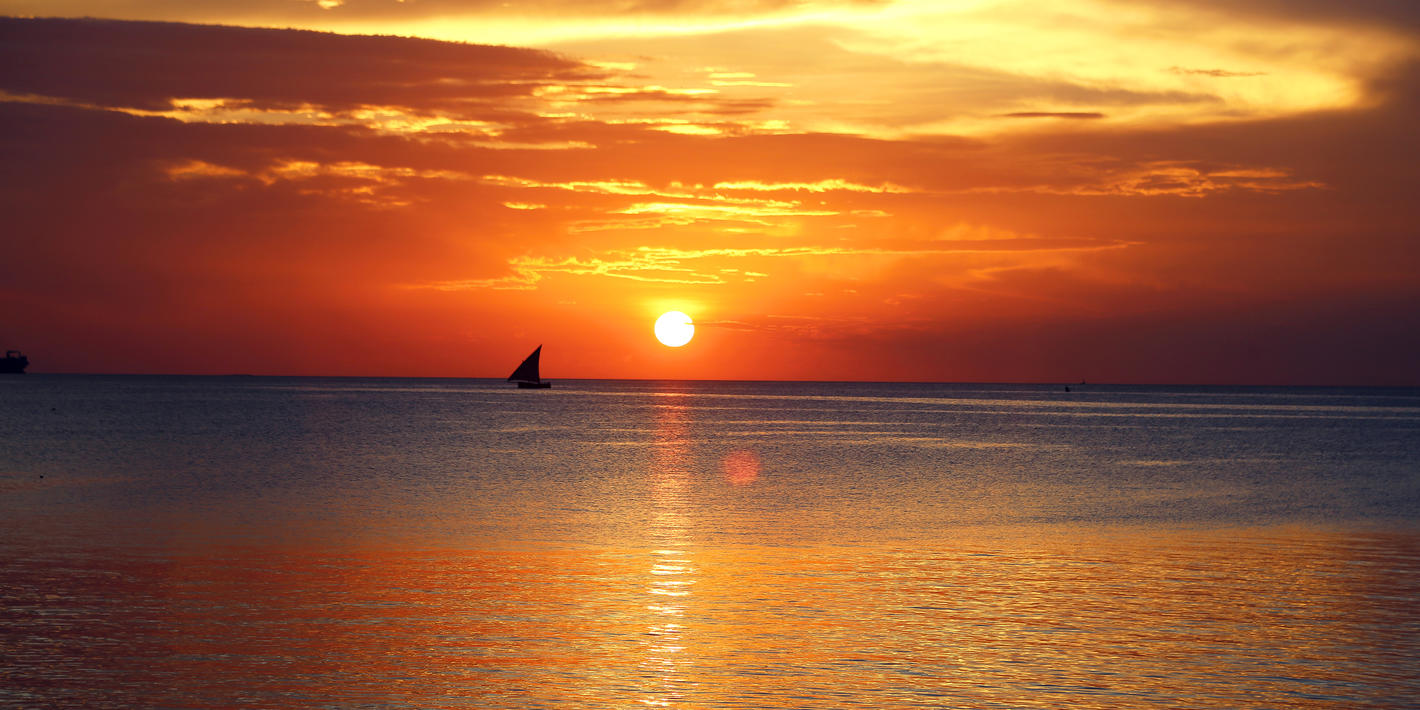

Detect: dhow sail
508,345,550,388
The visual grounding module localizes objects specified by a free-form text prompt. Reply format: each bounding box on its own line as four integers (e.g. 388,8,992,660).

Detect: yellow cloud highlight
0,91,534,139
422,233,1134,291
708,80,793,87
651,122,728,136
161,157,474,207
323,4,871,47
69,0,1410,143
424,246,863,290
1041,162,1327,198
713,179,915,194
480,173,912,225
533,84,721,106
481,174,674,197
586,60,639,72
823,0,1404,132
266,160,471,184
304,0,1415,140
616,201,838,219
164,160,249,181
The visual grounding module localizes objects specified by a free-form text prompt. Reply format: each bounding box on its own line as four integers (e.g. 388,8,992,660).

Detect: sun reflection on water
640,401,698,705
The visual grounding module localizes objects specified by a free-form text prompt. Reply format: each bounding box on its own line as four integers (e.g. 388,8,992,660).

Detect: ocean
2,375,1418,708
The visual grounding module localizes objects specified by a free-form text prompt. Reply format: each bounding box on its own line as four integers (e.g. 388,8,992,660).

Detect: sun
654,311,695,347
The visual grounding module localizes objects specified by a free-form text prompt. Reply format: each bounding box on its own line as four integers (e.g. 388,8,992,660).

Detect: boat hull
516,381,552,389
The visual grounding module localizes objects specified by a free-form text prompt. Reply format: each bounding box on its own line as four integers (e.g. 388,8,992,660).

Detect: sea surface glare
2,376,1419,708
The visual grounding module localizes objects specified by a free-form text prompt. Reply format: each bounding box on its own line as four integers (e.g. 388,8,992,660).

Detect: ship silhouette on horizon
2,350,28,374
508,345,551,389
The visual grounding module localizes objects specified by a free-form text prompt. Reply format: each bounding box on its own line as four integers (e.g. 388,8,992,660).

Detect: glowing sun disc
654,311,695,347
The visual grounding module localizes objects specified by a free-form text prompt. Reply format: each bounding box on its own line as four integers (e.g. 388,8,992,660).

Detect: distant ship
508,345,551,389
1,350,28,374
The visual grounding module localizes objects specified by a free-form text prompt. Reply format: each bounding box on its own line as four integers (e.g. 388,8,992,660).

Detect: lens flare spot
722,448,760,486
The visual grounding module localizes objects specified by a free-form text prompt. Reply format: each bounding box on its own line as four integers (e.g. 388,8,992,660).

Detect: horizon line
9,372,1419,389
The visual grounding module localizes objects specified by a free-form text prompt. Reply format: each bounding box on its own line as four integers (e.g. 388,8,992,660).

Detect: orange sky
1,3,1417,383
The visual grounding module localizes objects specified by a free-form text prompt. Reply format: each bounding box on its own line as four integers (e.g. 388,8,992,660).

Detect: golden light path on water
644,401,695,706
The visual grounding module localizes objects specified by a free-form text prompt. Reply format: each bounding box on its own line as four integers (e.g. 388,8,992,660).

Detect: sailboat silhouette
508,345,552,389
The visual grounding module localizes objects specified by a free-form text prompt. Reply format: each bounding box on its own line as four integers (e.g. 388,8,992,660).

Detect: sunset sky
2,1,1417,383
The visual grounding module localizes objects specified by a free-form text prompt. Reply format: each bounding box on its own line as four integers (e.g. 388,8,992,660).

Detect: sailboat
508,345,552,389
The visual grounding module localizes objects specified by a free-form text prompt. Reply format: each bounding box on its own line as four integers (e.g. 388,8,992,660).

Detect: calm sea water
2,375,1418,708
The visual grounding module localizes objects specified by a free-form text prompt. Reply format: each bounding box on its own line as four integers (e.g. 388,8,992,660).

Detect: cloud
1000,112,1106,119
418,247,869,290
159,157,479,207
420,231,1136,291
1149,0,1420,32
1169,67,1267,78
1,14,1414,382
0,0,878,25
711,179,915,193
1023,161,1327,197
0,17,601,119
